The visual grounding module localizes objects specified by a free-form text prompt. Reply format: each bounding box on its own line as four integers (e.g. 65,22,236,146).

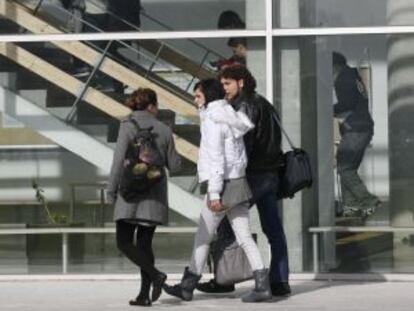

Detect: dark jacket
231,92,283,175
334,66,374,133
107,110,181,225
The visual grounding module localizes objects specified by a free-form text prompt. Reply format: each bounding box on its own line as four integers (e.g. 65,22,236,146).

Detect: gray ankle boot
163,267,202,301
241,268,272,303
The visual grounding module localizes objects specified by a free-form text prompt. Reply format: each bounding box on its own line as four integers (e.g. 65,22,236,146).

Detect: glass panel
0,35,266,274
0,0,265,35
273,0,413,28
275,33,414,273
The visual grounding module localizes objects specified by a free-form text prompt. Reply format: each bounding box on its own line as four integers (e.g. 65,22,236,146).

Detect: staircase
0,0,217,223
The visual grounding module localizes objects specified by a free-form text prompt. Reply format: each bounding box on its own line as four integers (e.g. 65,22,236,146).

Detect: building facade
0,0,413,275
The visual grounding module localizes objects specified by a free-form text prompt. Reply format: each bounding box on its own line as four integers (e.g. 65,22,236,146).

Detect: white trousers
189,202,265,275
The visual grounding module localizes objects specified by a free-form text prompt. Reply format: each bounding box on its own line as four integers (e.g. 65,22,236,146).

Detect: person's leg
226,203,264,271
337,132,380,215
135,225,156,301
256,191,290,286
189,205,225,275
164,205,223,301
116,220,162,281
226,203,271,303
248,173,290,296
195,217,236,293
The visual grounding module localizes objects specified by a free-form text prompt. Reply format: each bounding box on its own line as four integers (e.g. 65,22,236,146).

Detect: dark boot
163,267,202,301
241,269,272,303
271,282,291,297
151,272,167,302
129,296,152,306
196,279,235,293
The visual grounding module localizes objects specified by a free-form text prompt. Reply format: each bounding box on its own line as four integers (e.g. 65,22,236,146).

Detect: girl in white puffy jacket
164,79,272,303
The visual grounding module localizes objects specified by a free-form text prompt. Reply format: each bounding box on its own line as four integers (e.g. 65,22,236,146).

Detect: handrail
15,0,166,72
309,226,414,233
15,0,215,81
85,0,224,60
0,227,198,235
0,226,197,274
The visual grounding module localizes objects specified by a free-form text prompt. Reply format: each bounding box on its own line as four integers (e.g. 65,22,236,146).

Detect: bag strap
129,118,141,131
271,111,297,150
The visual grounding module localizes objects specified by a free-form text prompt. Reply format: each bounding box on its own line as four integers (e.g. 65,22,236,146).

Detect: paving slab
0,278,414,311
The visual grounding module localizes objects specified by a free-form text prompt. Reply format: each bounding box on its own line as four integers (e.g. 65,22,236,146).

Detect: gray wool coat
107,110,181,225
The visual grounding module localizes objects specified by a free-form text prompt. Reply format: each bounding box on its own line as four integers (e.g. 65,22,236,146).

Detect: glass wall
1,0,414,275
274,32,414,273
0,29,267,273
0,0,265,35
273,0,413,28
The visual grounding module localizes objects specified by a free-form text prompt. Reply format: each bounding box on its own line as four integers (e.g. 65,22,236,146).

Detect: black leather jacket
231,92,283,175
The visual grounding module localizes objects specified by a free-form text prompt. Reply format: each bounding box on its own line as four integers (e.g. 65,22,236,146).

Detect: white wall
314,0,386,27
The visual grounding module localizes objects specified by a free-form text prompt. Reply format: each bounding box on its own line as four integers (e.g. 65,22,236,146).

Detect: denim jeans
247,172,289,284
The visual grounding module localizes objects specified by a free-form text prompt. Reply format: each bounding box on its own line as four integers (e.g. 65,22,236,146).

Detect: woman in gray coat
107,88,181,306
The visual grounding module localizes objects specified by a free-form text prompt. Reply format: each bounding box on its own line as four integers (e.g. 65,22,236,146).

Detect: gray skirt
205,177,252,210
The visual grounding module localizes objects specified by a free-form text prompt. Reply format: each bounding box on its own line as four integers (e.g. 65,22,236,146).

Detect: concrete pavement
0,277,413,310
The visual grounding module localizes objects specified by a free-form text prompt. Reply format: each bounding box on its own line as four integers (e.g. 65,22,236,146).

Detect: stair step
18,43,73,72
173,124,200,146
15,69,53,90
0,17,21,34
0,56,21,72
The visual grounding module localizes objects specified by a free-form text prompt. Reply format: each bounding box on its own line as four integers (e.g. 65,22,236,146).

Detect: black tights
116,220,158,299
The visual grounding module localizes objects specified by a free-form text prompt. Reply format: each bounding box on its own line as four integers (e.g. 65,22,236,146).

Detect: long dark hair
193,79,224,106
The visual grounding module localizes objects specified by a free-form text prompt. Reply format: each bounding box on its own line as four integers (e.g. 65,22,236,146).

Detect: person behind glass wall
210,37,247,70
70,0,141,92
163,79,272,303
107,88,181,307
196,65,291,298
210,10,247,70
332,51,381,218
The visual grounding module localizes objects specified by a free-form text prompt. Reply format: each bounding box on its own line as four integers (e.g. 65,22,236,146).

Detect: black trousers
116,220,158,298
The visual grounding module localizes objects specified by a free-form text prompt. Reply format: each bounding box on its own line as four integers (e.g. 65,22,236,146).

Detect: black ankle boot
129,296,152,306
196,279,235,293
151,272,167,302
271,282,291,296
163,267,202,301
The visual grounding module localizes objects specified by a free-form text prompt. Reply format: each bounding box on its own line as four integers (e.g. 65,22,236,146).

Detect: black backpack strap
129,118,141,131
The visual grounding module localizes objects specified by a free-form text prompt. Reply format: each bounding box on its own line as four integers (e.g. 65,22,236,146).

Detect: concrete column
275,0,305,272
387,0,414,270
274,0,336,272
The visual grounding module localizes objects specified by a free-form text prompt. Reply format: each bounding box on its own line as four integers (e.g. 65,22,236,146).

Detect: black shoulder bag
272,113,313,199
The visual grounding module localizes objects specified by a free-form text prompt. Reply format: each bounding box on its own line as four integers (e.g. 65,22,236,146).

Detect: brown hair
125,88,157,111
218,64,257,95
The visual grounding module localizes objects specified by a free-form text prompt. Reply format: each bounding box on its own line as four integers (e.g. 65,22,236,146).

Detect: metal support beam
313,233,319,273
62,233,68,274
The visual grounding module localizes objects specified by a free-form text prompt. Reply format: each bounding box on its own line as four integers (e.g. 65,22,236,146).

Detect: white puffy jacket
197,99,254,200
